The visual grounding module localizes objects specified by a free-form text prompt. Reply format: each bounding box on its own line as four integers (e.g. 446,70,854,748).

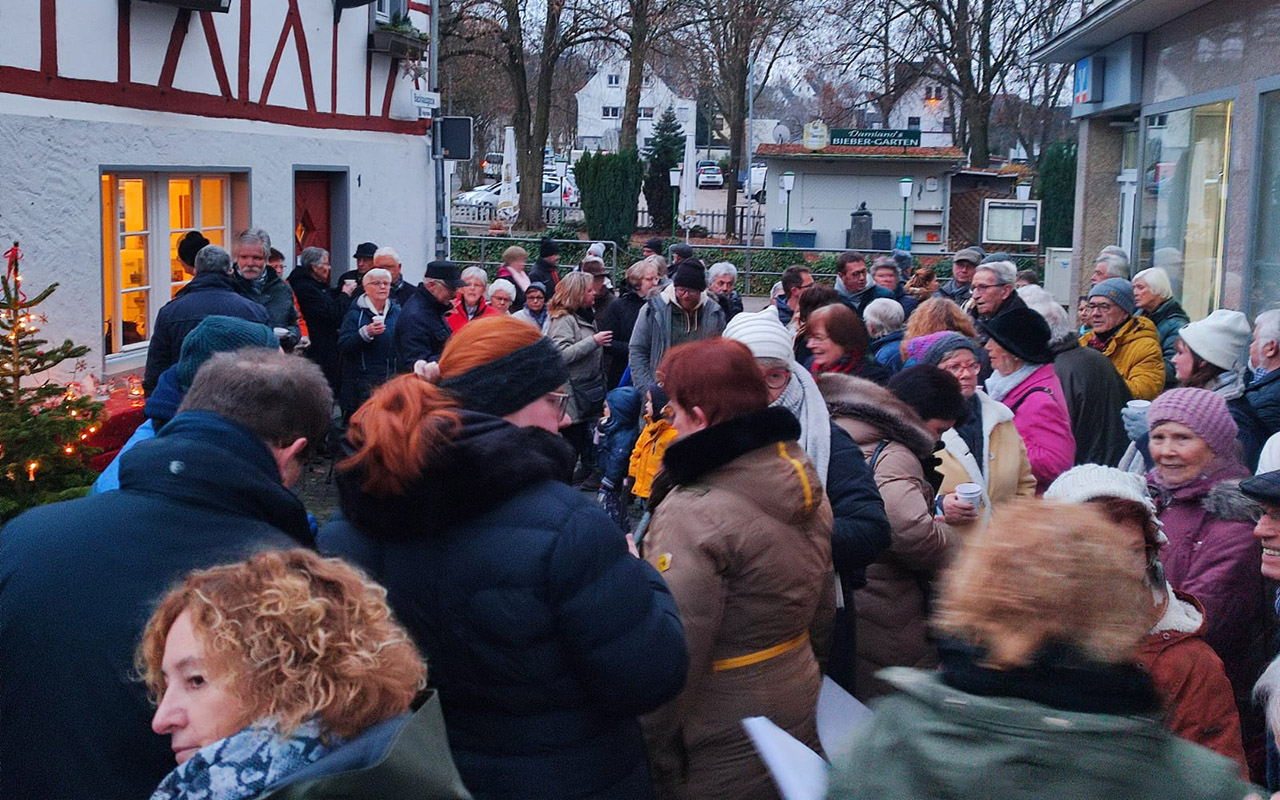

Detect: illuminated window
101,173,232,356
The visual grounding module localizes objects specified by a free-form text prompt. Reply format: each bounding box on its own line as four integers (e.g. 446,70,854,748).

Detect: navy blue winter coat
321,411,688,799
394,284,454,370
1246,370,1280,440
0,411,311,800
597,386,643,488
289,270,347,393
337,298,401,418
143,272,270,392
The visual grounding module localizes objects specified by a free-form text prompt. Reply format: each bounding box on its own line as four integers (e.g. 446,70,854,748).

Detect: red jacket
445,297,500,334
1136,590,1247,772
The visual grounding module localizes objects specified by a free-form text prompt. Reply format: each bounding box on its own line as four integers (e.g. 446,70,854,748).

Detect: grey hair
708,261,738,282
299,247,329,276
975,260,1016,286
362,268,392,286
1019,285,1074,344
374,245,401,263
1256,309,1280,351
1095,253,1129,280
193,245,233,276
1132,267,1173,301
488,278,516,301
233,228,271,259
863,297,905,337
1255,656,1280,741
461,266,488,285
1099,246,1130,271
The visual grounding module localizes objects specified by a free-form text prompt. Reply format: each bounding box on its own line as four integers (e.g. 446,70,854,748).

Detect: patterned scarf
150,719,335,800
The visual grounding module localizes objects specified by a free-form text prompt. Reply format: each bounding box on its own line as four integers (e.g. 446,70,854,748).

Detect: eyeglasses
546,391,570,417
798,281,816,291
1086,302,1117,312
762,368,790,390
807,332,830,344
941,361,981,376
969,282,1002,293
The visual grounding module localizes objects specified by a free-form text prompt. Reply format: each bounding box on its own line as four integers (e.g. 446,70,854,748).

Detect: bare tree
993,0,1077,166
613,0,702,151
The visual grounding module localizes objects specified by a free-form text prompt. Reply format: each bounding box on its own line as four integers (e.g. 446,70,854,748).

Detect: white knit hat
723,306,794,363
1178,309,1251,372
587,241,606,258
1044,464,1167,545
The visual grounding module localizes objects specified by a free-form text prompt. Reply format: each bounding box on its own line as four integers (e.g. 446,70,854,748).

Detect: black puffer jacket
320,412,689,800
233,268,300,344
394,284,453,370
601,284,648,388
288,270,346,392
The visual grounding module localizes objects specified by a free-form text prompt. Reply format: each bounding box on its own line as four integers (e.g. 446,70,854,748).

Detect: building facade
1036,0,1280,319
0,0,435,382
884,74,957,149
574,61,696,151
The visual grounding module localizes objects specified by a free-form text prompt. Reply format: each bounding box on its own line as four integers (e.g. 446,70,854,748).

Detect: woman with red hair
639,337,834,800
319,315,689,800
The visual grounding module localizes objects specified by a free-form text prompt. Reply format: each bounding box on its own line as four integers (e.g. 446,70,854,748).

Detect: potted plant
369,11,429,60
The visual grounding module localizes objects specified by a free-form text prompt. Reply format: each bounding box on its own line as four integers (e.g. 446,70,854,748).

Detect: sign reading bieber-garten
830,128,922,147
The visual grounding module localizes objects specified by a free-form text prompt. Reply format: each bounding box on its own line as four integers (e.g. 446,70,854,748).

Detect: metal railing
448,235,623,283
637,206,766,237
451,202,585,226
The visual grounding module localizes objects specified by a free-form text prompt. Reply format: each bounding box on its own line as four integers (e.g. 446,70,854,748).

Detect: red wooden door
294,173,332,255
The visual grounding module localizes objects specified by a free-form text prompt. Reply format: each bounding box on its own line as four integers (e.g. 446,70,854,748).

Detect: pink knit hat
1148,387,1238,457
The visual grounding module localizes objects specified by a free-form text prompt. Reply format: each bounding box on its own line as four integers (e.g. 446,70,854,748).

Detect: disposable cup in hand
273,327,289,338
371,314,385,325
956,482,984,509
343,279,357,291
1126,399,1151,410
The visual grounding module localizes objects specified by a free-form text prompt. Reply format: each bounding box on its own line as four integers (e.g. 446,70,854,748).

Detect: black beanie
982,307,1053,365
670,243,694,261
672,260,707,291
887,365,970,425
540,237,559,258
177,231,210,267
644,237,664,254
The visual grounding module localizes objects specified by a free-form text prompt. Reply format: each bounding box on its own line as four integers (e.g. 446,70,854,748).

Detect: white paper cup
343,279,357,291
1126,399,1151,410
371,314,385,325
956,482,984,509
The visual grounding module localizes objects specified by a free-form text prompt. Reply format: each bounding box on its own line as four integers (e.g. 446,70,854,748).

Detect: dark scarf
1087,317,1128,351
575,306,596,325
939,639,1161,716
953,393,984,466
649,407,799,507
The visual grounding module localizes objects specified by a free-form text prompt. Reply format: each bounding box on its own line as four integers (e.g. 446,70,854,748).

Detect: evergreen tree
0,242,103,521
642,107,686,234
576,150,644,247
1037,140,1077,249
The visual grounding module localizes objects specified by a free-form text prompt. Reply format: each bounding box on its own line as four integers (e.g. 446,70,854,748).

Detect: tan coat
937,390,1036,518
641,408,833,800
817,374,953,700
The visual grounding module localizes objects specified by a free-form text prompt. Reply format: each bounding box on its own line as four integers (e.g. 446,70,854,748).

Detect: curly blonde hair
138,549,426,739
900,297,977,359
933,500,1151,669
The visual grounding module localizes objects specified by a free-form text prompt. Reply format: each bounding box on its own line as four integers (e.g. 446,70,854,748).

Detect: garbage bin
871,229,892,251
772,229,817,248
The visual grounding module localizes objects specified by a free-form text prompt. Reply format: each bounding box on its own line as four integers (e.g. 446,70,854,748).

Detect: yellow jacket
1078,315,1165,401
628,417,677,500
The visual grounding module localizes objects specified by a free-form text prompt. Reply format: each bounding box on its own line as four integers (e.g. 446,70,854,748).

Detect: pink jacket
999,363,1075,494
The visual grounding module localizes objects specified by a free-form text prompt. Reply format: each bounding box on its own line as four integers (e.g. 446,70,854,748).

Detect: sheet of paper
815,675,872,758
742,716,828,800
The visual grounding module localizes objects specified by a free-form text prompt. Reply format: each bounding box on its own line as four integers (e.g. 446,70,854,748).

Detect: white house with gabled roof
574,60,696,151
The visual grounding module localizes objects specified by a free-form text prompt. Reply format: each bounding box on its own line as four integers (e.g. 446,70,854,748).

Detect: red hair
341,317,544,496
657,338,768,426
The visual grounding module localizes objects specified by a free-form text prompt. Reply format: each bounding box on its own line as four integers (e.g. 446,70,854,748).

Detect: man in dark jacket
143,244,270,393
231,228,301,348
0,350,332,800
937,247,981,306
289,246,352,394
969,259,1027,342
530,237,561,290
336,241,378,297
1247,309,1280,438
396,259,462,371
835,251,894,317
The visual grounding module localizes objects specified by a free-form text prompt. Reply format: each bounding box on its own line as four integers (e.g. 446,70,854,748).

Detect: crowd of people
7,230,1280,800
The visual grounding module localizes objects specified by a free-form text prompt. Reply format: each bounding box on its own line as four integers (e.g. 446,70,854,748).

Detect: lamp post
780,170,796,246
669,166,682,237
554,157,569,225
898,177,913,251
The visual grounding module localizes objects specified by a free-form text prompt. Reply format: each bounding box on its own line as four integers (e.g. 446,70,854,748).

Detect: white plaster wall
0,97,432,379
130,5,180,86
58,2,119,81
575,62,695,144
336,8,370,115
0,3,43,71
172,12,226,96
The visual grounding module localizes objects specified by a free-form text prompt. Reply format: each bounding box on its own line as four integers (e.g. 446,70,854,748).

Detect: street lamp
554,157,569,224
669,166,682,236
780,170,796,246
898,177,913,251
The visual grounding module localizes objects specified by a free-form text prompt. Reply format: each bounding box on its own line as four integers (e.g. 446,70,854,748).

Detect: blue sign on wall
1074,55,1105,104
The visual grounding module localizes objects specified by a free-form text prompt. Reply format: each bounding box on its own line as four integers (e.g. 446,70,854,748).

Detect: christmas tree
642,107,686,234
0,242,103,521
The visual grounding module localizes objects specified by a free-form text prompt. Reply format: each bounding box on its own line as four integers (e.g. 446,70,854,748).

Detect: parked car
456,182,499,203
457,176,578,208
481,153,503,179
696,159,719,171
736,163,768,201
696,165,724,188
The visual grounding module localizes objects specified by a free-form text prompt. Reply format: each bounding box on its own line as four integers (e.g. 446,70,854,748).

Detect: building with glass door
1035,0,1280,318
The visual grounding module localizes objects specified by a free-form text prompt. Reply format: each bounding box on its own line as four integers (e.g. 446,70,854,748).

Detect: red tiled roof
756,143,966,160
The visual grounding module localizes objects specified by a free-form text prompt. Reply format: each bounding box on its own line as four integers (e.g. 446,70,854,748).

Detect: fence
449,235,623,283
636,206,766,237
451,202,585,226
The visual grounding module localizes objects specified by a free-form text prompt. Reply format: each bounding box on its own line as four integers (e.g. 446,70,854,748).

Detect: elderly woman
601,259,660,389
919,331,1036,521
807,303,888,383
322,316,688,799
496,245,531,310
511,281,548,329
446,266,500,333
1146,387,1267,776
138,549,466,799
981,307,1075,493
707,261,743,322
640,337,833,800
899,297,978,364
337,268,401,421
864,297,905,375
486,278,516,315
826,501,1254,799
1046,465,1246,769
1133,266,1190,389
287,246,349,394
547,272,612,487
817,365,969,700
